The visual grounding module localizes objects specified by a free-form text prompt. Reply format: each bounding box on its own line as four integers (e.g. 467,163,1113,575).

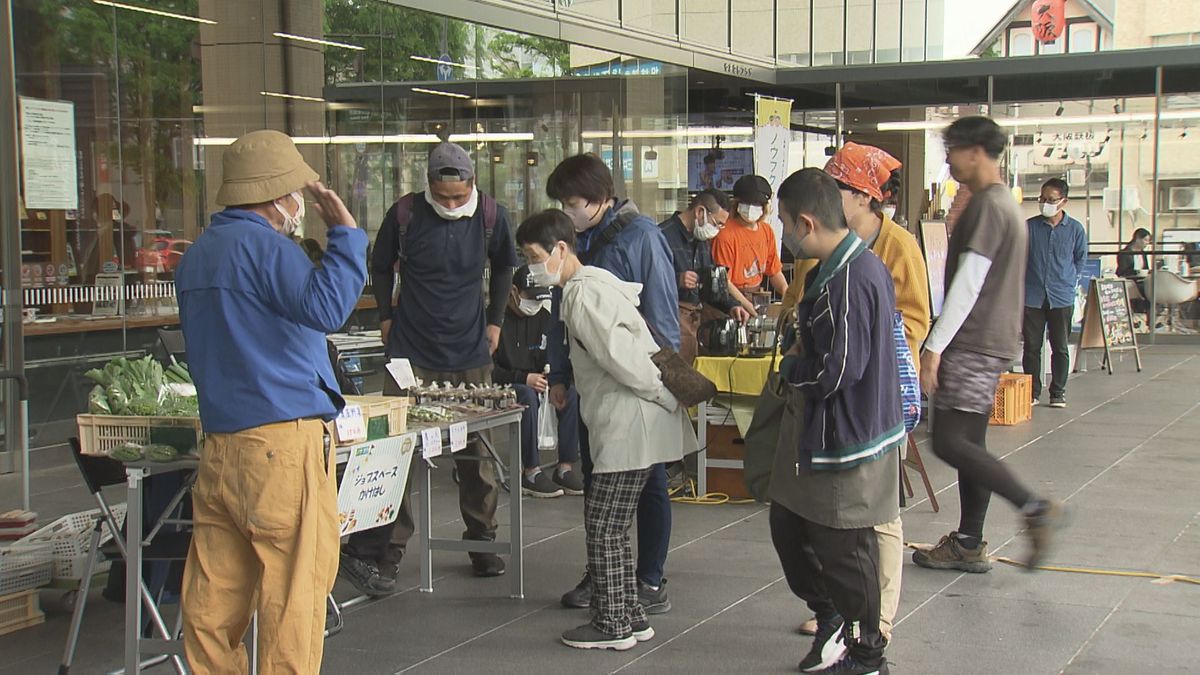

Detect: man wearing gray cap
341,141,518,592
176,130,366,673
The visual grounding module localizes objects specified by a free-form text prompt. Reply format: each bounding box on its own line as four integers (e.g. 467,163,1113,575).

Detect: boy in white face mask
711,174,789,317
492,265,584,499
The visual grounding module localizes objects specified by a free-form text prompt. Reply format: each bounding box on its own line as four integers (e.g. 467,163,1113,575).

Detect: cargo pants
182,419,337,675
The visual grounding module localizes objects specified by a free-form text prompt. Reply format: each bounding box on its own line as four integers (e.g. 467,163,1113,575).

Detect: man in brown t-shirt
915,116,1065,575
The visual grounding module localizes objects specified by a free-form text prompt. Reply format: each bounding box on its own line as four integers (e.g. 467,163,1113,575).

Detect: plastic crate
17,505,127,581
338,396,408,445
77,414,202,456
0,590,44,637
0,542,53,595
990,373,1033,426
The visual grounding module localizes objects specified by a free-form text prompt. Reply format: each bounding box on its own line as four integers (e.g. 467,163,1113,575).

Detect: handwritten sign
385,358,417,389
334,404,367,444
336,434,415,536
920,221,949,318
1077,278,1142,375
421,426,442,459
449,422,468,452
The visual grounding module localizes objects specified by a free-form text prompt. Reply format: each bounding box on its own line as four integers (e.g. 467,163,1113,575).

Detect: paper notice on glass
19,97,78,210
421,427,442,459
449,422,468,452
385,358,417,389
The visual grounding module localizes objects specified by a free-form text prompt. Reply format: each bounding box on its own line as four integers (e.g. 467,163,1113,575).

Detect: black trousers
769,502,885,666
1022,301,1072,400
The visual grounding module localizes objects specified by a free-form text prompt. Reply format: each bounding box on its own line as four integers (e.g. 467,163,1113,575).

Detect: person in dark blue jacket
769,168,900,675
544,154,680,615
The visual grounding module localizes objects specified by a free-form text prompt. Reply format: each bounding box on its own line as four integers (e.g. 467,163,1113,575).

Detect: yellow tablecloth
694,354,780,396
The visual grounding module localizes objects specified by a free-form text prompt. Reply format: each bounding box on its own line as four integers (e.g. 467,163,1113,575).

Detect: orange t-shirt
711,216,782,289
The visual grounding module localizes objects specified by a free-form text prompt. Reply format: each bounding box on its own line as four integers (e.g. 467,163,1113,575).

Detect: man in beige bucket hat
176,129,367,674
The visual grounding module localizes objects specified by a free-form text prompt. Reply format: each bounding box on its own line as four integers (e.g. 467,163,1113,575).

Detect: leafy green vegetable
88,386,112,414
108,442,144,462
143,444,180,462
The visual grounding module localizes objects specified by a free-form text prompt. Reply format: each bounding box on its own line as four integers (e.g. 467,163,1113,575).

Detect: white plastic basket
17,505,127,581
0,542,54,595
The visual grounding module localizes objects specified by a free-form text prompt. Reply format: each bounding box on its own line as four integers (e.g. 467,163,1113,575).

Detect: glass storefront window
681,0,729,51
901,0,925,61
623,0,676,36
776,0,812,67
732,0,774,60
875,0,902,64
812,0,845,66
845,0,874,65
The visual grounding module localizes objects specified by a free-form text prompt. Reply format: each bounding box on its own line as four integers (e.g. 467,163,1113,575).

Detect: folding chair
60,438,191,675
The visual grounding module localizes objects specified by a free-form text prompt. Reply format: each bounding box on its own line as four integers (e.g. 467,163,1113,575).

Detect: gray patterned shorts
933,347,1010,414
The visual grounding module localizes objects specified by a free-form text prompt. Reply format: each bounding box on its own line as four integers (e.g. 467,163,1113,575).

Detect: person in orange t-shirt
711,174,789,316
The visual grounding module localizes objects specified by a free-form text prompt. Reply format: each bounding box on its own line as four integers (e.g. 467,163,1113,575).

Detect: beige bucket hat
216,130,319,206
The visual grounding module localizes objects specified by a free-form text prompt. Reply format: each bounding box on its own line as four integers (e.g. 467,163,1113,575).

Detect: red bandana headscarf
823,142,902,202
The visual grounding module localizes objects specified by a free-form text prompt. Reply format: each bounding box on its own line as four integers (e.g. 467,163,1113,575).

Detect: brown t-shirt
944,183,1028,359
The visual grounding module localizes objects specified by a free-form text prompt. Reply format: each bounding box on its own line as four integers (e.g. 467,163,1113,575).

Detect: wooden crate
76,414,202,457
337,396,408,445
0,590,44,637
990,373,1033,426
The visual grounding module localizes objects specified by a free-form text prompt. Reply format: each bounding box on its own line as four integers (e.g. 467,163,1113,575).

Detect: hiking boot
561,623,636,651
911,533,992,573
470,553,506,577
338,553,395,597
810,654,889,675
799,615,846,672
554,468,585,496
562,572,593,608
631,618,655,642
637,578,672,615
522,471,564,498
1049,396,1067,408
1024,499,1067,570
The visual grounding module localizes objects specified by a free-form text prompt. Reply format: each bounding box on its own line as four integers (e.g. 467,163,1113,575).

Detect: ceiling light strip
411,87,472,100
410,55,478,71
92,0,216,24
260,91,326,103
273,32,365,51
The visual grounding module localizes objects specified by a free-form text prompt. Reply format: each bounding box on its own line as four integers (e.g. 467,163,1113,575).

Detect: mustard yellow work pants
875,517,903,640
182,419,337,674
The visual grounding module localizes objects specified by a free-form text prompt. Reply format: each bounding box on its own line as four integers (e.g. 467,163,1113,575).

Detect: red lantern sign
1032,0,1066,43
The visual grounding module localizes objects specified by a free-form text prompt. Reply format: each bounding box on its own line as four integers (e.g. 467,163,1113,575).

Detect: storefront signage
723,63,753,78
570,60,662,78
19,97,78,210
337,433,416,536
754,96,792,256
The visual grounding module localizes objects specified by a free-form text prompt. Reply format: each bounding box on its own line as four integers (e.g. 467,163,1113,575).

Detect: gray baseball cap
427,142,475,182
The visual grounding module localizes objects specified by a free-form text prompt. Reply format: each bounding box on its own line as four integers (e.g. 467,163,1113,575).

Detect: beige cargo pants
182,418,338,674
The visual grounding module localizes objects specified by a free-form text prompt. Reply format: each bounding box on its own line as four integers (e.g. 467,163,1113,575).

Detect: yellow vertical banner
753,96,792,256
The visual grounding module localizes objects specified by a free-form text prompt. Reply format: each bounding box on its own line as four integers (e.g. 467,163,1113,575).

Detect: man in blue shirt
546,154,681,615
1023,178,1088,408
175,130,367,674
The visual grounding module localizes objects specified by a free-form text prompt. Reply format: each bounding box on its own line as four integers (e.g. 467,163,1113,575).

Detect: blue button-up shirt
1025,212,1087,309
175,209,368,433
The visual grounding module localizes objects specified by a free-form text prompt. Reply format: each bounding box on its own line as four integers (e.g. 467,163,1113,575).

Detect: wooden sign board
919,220,948,318
1076,278,1142,374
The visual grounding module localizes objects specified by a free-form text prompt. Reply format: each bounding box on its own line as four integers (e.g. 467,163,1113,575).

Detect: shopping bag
537,387,557,450
893,311,921,433
742,371,787,503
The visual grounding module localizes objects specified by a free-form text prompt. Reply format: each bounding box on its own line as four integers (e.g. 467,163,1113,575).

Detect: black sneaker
561,572,593,609
799,615,846,672
522,471,564,498
631,618,655,642
470,553,506,577
637,579,672,615
560,623,636,651
810,654,889,675
1049,396,1067,409
554,468,585,496
338,553,395,597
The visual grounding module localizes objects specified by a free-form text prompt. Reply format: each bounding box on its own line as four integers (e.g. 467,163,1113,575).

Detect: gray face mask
782,223,810,259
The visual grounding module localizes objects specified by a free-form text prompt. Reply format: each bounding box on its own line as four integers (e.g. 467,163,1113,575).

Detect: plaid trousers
585,468,652,636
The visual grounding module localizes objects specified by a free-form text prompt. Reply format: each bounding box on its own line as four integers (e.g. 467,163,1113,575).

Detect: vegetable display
85,355,198,417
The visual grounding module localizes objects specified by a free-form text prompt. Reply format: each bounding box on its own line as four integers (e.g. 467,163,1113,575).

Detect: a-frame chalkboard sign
1075,278,1143,374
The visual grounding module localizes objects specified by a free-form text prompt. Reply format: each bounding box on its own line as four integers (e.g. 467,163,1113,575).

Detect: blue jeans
513,384,580,470
579,421,671,588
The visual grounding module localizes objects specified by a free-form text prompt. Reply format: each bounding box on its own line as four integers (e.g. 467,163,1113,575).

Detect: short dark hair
944,116,1007,160
690,189,728,214
516,209,577,254
1132,227,1151,242
546,154,615,204
1042,178,1069,199
777,168,848,232
699,187,731,212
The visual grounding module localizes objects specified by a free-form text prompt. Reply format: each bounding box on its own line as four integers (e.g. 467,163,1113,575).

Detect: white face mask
693,209,721,241
528,246,563,287
882,205,897,220
426,186,478,221
1040,200,1063,219
738,204,764,223
273,191,304,235
518,298,548,316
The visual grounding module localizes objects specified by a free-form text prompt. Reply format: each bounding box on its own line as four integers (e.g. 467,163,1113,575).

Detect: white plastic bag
537,387,557,450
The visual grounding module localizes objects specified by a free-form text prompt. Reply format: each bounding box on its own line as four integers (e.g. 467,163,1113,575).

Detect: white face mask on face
518,298,548,316
882,205,897,220
528,246,563,287
738,203,764,223
273,191,304,235
426,186,478,221
693,209,721,241
1040,200,1063,219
